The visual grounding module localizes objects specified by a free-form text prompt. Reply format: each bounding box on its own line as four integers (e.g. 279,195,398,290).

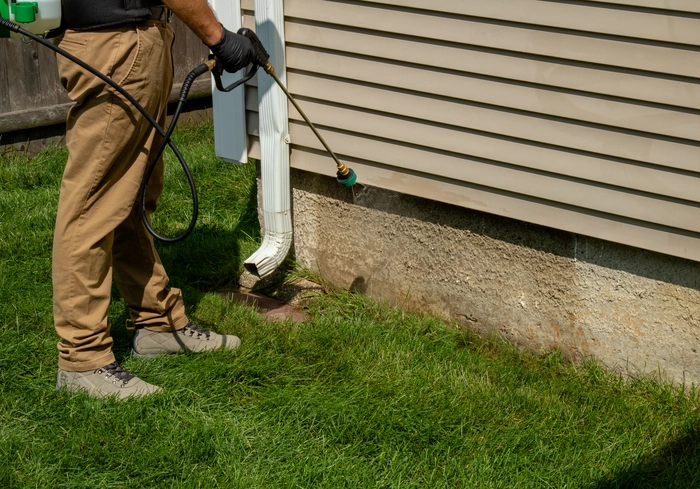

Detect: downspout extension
243,0,291,278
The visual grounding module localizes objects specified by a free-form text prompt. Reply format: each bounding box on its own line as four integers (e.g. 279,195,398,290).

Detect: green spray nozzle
336,167,357,187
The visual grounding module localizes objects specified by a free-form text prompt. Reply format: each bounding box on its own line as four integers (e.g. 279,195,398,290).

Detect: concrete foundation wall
290,169,700,386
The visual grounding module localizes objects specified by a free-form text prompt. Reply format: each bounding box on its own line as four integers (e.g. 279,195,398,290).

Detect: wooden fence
0,18,211,139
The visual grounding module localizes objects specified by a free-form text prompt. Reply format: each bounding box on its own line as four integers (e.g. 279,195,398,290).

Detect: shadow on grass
110,174,261,359
591,423,700,489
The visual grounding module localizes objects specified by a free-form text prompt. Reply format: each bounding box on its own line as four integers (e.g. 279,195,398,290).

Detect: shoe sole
131,350,168,359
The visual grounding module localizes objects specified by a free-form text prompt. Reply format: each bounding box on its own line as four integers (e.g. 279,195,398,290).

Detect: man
53,0,254,398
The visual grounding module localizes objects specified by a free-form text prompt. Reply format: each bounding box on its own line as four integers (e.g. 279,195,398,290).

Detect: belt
148,6,172,22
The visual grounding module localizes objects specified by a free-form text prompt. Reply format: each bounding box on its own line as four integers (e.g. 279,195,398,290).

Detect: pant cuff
142,315,189,333
57,350,116,373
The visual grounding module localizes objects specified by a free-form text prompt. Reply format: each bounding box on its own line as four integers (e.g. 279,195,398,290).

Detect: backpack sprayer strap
147,6,172,23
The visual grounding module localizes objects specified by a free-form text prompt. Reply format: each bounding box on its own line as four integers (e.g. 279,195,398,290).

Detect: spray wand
212,28,357,187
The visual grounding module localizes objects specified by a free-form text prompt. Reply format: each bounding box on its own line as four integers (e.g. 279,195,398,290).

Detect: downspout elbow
244,227,292,278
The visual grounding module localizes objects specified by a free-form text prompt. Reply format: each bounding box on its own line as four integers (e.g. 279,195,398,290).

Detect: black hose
1,18,206,243
140,63,211,242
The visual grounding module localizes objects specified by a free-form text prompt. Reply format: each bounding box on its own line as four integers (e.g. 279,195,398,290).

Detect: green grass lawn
1,123,699,488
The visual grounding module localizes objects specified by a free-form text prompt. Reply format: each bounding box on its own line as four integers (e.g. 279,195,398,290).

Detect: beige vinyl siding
242,0,700,262
583,0,700,13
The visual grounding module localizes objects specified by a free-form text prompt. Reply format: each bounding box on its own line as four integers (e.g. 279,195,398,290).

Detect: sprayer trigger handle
209,53,259,93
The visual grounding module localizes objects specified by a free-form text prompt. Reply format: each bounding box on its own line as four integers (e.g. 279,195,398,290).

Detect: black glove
208,26,254,73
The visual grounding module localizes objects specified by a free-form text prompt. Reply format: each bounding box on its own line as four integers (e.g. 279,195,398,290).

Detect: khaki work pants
54,21,189,372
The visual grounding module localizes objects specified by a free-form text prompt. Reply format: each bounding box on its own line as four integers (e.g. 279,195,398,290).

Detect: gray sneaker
132,322,241,358
56,362,161,399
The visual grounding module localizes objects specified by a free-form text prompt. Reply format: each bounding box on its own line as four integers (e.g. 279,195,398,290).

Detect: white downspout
243,0,291,278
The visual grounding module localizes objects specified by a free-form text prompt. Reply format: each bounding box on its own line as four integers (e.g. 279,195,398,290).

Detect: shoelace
96,362,136,386
180,322,212,340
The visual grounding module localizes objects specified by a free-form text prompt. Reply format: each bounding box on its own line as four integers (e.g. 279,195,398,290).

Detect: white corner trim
211,0,248,164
